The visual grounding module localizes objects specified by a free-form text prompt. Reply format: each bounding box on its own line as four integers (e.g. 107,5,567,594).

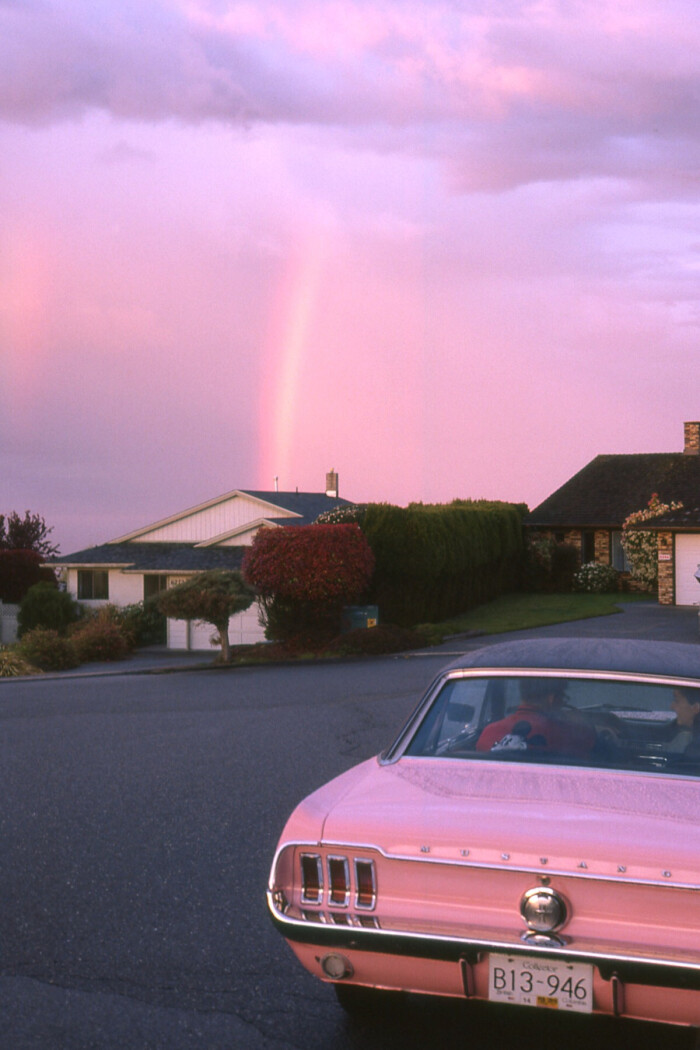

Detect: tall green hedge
360,501,525,625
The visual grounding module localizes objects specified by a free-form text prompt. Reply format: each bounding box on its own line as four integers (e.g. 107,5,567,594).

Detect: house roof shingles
238,490,350,526
528,453,700,529
50,542,246,572
51,490,356,568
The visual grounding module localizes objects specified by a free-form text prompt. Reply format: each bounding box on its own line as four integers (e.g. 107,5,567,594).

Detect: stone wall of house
657,531,674,605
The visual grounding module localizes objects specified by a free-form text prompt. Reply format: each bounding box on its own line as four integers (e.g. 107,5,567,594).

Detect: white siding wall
64,568,143,607
137,495,295,543
218,523,272,546
108,573,144,605
675,535,700,605
64,567,266,650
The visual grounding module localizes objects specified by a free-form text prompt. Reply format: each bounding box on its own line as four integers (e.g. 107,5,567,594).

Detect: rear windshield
403,674,700,775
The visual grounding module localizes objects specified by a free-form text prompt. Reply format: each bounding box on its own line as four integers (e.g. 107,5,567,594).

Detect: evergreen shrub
70,611,132,663
18,628,79,671
18,582,82,637
326,623,429,656
359,501,524,626
94,600,166,648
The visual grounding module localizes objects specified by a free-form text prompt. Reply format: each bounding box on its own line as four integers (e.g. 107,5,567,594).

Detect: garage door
675,535,700,605
166,602,265,650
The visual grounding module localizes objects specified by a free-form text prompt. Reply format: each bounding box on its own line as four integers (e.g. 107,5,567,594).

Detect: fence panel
0,602,19,645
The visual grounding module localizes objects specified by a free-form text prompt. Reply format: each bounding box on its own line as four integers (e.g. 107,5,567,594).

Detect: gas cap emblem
520,886,567,933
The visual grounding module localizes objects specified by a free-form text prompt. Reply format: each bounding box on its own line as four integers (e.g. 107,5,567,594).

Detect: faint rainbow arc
260,228,326,488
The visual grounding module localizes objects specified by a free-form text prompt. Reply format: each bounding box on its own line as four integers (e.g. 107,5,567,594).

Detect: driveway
428,600,700,657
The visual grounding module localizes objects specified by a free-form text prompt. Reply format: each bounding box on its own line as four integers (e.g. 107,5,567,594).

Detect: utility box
341,605,379,633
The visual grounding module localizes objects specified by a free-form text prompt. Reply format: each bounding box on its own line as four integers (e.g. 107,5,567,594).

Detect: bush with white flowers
573,562,621,593
621,494,683,590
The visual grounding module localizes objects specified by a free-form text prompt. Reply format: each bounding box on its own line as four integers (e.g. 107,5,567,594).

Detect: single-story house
49,472,352,649
527,422,700,605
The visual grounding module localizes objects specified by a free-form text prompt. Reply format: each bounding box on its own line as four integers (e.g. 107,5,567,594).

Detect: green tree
157,571,256,662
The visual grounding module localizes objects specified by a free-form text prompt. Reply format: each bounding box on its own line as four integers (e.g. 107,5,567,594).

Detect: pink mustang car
267,638,700,1035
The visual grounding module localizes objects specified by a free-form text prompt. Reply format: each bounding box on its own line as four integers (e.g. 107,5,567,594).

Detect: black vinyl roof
444,638,700,681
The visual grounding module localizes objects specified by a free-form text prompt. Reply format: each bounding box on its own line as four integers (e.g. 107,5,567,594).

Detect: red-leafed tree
0,549,56,604
0,510,59,603
242,524,375,649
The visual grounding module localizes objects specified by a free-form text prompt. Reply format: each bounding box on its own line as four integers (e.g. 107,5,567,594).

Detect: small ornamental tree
621,494,683,590
157,571,256,662
242,524,375,648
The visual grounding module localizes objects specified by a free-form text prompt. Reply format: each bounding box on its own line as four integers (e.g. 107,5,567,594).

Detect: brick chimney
325,470,339,498
684,422,700,455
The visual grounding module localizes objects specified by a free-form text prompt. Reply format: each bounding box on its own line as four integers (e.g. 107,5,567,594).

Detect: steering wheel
434,727,480,755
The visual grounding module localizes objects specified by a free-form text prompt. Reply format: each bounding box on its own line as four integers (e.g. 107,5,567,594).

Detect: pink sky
2,0,699,554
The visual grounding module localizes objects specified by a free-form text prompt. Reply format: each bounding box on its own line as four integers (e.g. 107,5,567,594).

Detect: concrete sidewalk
2,600,698,683
0,645,216,683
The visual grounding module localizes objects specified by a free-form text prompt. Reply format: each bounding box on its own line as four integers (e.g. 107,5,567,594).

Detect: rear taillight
354,859,376,910
300,853,323,903
328,856,350,906
299,851,377,915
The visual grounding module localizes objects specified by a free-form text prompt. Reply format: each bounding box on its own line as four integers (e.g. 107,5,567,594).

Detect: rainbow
257,226,327,488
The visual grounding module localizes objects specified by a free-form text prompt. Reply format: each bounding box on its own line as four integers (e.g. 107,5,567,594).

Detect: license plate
488,953,593,1013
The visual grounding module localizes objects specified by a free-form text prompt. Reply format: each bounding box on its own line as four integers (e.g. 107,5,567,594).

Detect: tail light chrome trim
300,853,323,904
328,856,351,907
354,858,377,910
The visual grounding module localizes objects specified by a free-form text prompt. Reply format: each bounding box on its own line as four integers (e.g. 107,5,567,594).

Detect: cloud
98,139,156,164
1,0,699,197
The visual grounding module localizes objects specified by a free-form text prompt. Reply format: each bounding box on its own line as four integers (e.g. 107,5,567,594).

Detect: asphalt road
1,633,698,1048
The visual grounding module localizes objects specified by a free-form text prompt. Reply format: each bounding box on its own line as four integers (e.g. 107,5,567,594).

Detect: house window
582,530,595,563
144,575,168,600
611,531,632,573
77,570,109,600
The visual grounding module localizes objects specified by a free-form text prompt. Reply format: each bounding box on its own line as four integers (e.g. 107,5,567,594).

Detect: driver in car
475,677,596,758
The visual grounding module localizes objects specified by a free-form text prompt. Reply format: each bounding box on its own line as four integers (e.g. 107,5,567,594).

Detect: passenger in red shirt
476,678,595,758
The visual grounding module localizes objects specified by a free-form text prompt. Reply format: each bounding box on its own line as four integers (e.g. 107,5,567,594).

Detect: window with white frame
77,570,109,600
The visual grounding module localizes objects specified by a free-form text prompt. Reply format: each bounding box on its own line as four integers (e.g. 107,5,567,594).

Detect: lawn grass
422,590,652,642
